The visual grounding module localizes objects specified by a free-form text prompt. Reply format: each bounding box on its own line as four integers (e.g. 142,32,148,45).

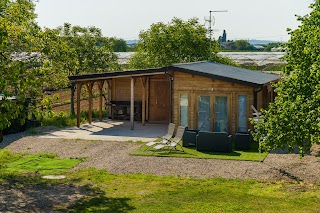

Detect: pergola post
140,77,147,126
86,82,94,125
106,79,112,119
76,82,82,128
98,80,105,122
130,77,135,130
146,77,150,121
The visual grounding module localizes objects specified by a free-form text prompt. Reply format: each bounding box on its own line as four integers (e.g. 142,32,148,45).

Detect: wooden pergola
69,68,169,130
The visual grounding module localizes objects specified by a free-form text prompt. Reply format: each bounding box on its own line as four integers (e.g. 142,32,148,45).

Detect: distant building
253,45,264,51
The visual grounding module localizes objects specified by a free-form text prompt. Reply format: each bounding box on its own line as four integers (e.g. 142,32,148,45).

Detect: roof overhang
68,67,168,82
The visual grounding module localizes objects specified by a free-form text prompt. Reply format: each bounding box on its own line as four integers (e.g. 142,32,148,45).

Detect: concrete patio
39,120,167,142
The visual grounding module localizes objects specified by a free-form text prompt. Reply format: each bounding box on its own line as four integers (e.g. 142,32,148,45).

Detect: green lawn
66,168,320,212
132,141,268,161
0,149,82,175
0,150,319,212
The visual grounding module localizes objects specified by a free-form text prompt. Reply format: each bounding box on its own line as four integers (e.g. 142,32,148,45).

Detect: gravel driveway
1,131,320,183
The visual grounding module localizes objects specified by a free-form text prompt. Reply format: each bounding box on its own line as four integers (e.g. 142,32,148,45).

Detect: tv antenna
205,10,228,58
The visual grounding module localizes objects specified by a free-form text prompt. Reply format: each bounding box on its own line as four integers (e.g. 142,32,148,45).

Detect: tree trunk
70,82,76,116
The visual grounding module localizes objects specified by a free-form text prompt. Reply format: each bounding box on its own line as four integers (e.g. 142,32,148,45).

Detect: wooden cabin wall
111,74,170,122
112,77,143,101
172,71,255,135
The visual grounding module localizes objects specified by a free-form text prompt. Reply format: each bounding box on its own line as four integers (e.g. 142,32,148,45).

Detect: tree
222,30,227,42
0,1,80,137
251,1,320,155
129,17,218,69
0,0,45,133
234,40,254,50
263,42,283,51
108,37,127,52
57,23,118,115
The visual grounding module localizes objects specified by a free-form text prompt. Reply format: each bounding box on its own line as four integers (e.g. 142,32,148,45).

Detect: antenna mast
206,10,228,59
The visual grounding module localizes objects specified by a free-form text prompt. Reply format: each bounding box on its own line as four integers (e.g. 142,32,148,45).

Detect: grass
0,150,319,212
36,110,108,128
0,149,82,175
131,140,268,161
65,168,320,212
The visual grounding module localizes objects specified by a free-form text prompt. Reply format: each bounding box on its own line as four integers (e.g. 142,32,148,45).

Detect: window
238,95,247,132
180,93,188,127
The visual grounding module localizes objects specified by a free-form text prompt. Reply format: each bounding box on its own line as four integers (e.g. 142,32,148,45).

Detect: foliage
132,140,267,161
234,40,254,50
35,110,108,128
263,42,283,51
129,17,218,69
58,23,118,75
108,37,127,52
252,1,320,155
58,23,119,115
0,0,44,131
218,29,227,43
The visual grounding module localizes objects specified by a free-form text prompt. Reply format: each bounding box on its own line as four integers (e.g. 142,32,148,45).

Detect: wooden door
149,79,170,122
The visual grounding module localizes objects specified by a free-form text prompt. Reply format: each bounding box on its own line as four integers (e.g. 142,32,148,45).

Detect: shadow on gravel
0,173,135,212
0,132,28,149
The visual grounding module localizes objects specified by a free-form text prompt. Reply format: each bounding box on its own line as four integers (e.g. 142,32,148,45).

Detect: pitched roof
69,61,280,87
170,61,280,87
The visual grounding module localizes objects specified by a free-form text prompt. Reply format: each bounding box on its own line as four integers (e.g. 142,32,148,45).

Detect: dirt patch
0,180,89,212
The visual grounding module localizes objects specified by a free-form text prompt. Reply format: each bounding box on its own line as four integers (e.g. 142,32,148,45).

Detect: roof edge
168,66,264,88
68,67,168,81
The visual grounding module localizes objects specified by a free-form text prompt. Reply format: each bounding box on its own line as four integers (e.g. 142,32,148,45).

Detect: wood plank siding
171,71,257,135
111,74,170,122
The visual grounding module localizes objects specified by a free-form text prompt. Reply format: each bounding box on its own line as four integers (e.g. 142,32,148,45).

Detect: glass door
214,96,229,132
198,96,210,131
238,95,247,132
179,93,188,127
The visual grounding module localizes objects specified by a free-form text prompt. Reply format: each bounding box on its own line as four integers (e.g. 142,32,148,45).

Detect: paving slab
39,120,167,142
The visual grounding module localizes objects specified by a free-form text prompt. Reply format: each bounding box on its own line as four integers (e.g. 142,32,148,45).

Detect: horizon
34,0,314,42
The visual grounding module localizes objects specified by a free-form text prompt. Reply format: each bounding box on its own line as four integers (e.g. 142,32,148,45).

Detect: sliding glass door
196,93,230,132
238,95,247,132
214,96,229,132
198,96,210,131
179,93,188,127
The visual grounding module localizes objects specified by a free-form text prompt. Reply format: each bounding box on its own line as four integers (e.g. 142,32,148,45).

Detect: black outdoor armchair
235,132,251,150
196,131,232,153
182,128,199,147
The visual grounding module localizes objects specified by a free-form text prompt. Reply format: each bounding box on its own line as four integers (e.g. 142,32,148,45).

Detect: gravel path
1,131,320,183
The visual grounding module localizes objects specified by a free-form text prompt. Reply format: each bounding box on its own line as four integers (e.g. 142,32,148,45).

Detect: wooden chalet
68,61,280,134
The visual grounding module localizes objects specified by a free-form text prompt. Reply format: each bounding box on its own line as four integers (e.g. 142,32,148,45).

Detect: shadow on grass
69,196,135,213
0,172,135,213
134,141,268,161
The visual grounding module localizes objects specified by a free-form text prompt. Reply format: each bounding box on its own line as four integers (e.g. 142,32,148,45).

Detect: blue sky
35,0,314,41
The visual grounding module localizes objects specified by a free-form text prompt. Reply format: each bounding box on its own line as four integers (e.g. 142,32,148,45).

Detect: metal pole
208,10,228,59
